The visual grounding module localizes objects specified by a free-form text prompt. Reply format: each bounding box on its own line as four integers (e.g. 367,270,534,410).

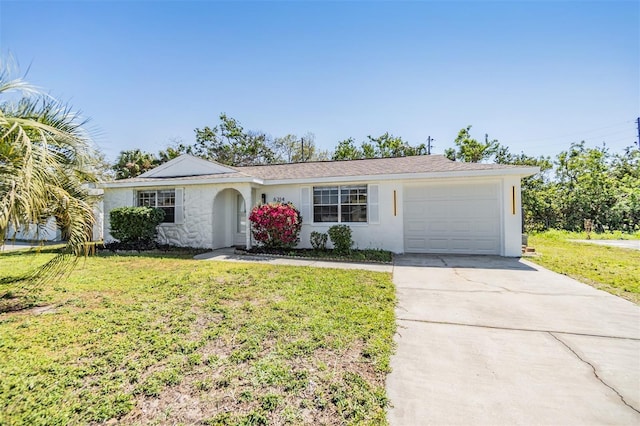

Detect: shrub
310,231,328,251
109,207,165,247
249,202,302,249
328,224,353,254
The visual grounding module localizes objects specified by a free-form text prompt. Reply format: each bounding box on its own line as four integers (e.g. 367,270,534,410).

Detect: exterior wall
7,218,62,241
89,188,104,241
103,183,253,249
501,176,523,257
103,176,525,255
103,187,134,243
258,181,405,253
6,189,103,243
157,184,214,248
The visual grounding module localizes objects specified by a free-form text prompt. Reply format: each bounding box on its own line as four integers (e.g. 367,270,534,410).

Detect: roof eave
99,176,264,188
261,166,540,185
99,166,540,188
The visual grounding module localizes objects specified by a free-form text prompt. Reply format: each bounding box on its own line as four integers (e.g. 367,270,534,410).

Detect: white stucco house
100,154,538,256
6,187,104,243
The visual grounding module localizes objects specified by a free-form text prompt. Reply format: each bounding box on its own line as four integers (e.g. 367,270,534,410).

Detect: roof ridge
234,154,450,169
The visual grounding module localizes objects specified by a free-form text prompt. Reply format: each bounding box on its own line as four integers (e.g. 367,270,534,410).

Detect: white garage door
404,182,501,254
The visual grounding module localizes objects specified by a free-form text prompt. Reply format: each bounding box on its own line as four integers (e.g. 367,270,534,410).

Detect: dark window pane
314,205,338,222
160,207,175,223
157,190,175,207
137,191,156,207
341,205,367,222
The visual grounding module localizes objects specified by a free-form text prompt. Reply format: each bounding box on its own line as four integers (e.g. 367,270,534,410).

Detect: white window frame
312,185,368,223
137,188,182,224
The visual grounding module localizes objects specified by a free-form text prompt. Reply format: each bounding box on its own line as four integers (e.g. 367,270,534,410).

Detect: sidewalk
0,241,60,252
194,247,393,273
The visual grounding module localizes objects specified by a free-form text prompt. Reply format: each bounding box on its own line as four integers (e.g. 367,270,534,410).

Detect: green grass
528,231,640,303
0,249,396,425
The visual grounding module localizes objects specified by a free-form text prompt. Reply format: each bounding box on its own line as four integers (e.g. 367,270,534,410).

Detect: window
313,185,367,223
237,194,246,233
137,189,176,223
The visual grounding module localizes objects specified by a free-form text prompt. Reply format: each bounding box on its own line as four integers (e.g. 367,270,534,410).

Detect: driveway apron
387,254,640,425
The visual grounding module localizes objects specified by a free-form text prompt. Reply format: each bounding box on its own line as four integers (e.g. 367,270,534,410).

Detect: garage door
404,182,501,254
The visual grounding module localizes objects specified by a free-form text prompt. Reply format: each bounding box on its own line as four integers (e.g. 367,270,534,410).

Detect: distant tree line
113,114,333,179
112,116,640,233
112,114,429,179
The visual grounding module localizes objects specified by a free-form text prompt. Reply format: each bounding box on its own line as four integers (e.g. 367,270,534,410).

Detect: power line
509,120,634,145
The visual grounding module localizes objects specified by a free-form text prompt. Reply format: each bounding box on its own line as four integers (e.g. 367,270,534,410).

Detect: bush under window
249,202,302,249
109,207,165,249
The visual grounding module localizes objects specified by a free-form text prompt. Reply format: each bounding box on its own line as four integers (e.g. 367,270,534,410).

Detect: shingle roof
234,155,525,180
103,155,536,186
108,170,252,184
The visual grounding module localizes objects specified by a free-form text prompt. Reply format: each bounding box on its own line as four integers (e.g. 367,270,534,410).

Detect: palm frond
0,60,101,285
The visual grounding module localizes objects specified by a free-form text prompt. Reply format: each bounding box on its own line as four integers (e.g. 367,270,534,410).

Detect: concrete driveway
387,254,640,425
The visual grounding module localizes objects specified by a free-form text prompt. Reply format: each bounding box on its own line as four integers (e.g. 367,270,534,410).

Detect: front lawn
528,230,640,304
0,249,396,425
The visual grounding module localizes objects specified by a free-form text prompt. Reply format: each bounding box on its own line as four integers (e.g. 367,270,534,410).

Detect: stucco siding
7,218,62,241
104,185,216,248
104,183,254,249
502,176,523,257
103,173,526,255
157,184,215,248
103,187,133,242
259,181,405,253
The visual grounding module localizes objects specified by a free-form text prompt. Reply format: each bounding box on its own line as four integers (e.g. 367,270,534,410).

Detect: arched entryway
212,188,247,249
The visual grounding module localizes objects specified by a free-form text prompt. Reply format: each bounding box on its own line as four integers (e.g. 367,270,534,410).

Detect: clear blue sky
1,0,638,162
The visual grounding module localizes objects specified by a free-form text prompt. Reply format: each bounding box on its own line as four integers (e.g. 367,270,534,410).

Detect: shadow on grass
0,287,40,314
0,246,65,257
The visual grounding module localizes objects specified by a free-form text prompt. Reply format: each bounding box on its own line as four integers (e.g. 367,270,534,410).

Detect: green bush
310,231,328,251
109,207,165,246
328,225,353,254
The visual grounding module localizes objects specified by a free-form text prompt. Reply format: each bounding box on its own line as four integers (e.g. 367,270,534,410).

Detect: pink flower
249,202,302,249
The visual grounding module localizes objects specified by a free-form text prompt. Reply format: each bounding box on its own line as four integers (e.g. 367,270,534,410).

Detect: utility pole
300,137,305,162
426,136,434,155
636,117,640,149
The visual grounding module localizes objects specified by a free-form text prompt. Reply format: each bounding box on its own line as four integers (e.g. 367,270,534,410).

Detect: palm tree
0,63,100,279
113,148,158,179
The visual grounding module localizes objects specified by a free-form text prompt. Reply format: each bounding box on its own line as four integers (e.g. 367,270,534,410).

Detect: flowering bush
249,202,302,249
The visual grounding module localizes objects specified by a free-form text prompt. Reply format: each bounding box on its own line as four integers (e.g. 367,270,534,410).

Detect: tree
157,137,191,164
610,147,640,231
0,63,100,274
445,126,500,163
495,146,557,231
273,132,328,163
112,149,158,179
332,133,427,160
364,132,427,158
332,138,362,160
193,114,277,166
555,142,617,232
